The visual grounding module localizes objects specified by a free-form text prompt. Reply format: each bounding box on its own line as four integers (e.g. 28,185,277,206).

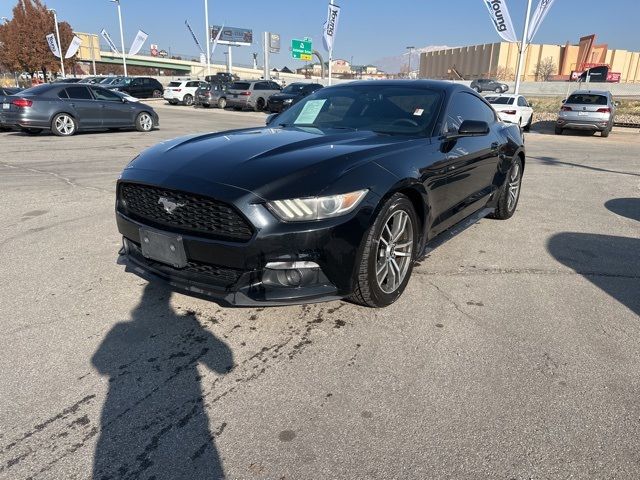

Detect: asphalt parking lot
1,104,639,479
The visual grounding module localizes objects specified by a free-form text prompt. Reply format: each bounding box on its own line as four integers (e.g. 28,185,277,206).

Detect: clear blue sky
1,0,638,69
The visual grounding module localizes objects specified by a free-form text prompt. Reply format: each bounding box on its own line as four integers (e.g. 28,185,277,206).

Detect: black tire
21,127,42,135
523,116,532,132
135,112,154,132
554,126,563,135
490,157,523,220
254,97,265,112
217,97,227,109
349,193,418,308
601,125,611,137
51,113,77,137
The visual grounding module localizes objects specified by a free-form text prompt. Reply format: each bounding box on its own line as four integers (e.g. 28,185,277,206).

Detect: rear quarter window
168,82,181,87
230,82,251,90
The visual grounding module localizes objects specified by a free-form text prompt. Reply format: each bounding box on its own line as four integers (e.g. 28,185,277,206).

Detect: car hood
124,127,416,200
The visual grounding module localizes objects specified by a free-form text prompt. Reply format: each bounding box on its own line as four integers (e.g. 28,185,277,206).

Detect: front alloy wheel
52,113,76,136
135,112,153,132
376,210,414,294
350,193,417,307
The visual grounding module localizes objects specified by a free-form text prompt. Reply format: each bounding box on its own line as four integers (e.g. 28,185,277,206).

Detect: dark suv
470,78,509,94
110,77,164,99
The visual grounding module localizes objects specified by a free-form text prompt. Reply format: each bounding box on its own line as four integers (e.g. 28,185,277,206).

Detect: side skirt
417,207,494,260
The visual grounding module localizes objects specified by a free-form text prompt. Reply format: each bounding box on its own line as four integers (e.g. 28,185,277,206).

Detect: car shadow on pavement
530,155,640,178
91,283,234,479
531,120,597,136
547,231,640,317
605,198,640,222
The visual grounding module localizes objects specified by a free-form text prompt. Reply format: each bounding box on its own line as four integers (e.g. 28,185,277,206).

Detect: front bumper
115,184,378,306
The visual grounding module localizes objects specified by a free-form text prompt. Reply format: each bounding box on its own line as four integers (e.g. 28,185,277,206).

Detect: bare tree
534,57,557,81
495,66,514,81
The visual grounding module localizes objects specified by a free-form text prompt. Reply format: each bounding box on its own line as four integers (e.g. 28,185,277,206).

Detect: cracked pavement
0,104,639,479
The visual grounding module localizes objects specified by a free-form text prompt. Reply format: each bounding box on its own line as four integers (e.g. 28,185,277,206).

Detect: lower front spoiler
117,251,343,307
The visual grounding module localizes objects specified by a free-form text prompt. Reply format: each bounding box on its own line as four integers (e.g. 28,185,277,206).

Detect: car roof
570,90,610,96
486,93,521,98
327,79,467,94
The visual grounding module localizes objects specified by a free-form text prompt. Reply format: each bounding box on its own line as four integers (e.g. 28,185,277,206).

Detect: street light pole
204,0,211,75
406,46,415,78
514,0,533,95
111,0,128,76
49,9,65,78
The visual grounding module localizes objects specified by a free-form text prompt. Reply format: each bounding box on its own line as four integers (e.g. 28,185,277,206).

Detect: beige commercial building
419,35,640,83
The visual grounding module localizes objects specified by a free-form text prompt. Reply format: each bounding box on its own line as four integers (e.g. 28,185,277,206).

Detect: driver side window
444,92,495,134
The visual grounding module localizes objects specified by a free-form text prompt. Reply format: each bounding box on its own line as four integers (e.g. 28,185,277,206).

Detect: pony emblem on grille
158,196,185,215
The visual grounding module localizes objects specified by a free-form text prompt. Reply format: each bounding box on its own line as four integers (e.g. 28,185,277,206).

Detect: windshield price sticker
295,100,326,124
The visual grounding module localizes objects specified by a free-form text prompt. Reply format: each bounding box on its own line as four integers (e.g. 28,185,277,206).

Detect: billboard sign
210,26,253,46
269,32,281,53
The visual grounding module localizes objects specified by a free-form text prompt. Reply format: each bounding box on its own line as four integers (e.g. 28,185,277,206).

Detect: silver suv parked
225,80,282,111
555,90,617,137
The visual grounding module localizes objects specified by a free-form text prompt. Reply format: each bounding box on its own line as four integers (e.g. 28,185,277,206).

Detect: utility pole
49,9,65,77
111,0,128,76
263,31,270,80
406,46,415,78
514,0,533,94
328,0,334,85
204,0,211,75
227,45,233,74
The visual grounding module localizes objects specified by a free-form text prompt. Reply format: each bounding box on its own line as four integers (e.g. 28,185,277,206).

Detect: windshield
566,94,607,105
487,97,515,105
282,84,307,94
273,84,443,136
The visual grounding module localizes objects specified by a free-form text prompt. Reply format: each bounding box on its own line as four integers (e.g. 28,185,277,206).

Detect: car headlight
283,98,293,104
267,189,368,222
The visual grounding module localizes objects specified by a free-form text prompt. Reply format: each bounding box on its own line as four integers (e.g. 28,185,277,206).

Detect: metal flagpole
50,10,65,77
328,0,334,85
514,0,533,95
263,32,269,80
112,0,128,76
204,0,211,75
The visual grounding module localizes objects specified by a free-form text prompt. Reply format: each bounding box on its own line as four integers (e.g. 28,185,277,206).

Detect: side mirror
265,113,278,126
457,120,489,136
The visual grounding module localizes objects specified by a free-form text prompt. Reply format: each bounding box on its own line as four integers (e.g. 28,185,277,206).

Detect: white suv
164,80,207,106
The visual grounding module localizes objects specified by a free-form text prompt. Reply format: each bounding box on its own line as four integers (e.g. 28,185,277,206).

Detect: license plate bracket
139,228,187,268
2,103,9,110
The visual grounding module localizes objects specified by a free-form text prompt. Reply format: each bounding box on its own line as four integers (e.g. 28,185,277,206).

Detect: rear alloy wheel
495,87,502,93
601,125,611,138
255,97,265,112
490,157,523,220
183,94,194,106
135,112,154,132
152,89,162,98
350,193,417,308
51,113,77,136
217,97,227,109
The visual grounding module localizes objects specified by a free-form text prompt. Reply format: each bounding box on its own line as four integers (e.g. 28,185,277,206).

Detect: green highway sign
291,38,313,61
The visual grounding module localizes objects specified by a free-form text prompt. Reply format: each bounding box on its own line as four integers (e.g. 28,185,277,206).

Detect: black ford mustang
116,80,524,307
